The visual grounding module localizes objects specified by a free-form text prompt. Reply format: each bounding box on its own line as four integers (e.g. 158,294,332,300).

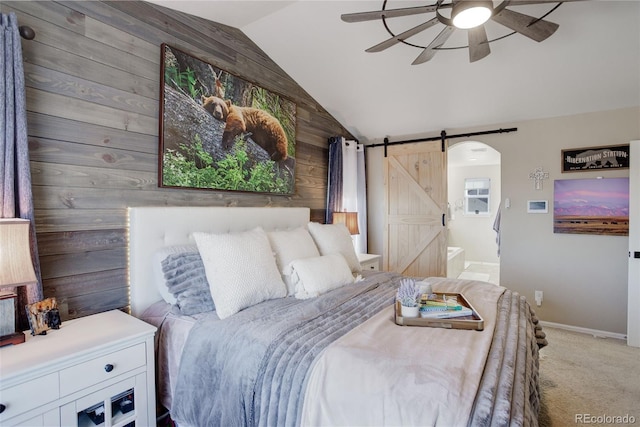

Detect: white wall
447,162,501,263
365,107,639,335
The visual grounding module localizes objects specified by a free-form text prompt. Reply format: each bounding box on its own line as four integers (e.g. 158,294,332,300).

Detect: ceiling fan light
452,1,493,29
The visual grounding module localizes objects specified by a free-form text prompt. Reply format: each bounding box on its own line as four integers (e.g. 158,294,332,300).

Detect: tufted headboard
127,206,311,317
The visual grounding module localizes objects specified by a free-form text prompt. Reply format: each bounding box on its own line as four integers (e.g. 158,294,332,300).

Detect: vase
401,305,419,318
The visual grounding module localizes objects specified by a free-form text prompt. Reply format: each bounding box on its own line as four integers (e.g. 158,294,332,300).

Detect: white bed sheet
301,278,505,427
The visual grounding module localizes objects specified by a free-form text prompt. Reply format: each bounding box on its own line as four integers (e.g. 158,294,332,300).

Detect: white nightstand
0,310,156,427
358,253,382,271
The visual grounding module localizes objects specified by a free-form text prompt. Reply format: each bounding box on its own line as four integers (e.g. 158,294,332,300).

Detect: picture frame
159,44,297,195
25,297,61,336
527,200,548,214
553,178,629,235
561,144,629,173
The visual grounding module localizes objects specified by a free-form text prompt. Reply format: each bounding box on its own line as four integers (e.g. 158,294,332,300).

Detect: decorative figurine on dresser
25,297,62,336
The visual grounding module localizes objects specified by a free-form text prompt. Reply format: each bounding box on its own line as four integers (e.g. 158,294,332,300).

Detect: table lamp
332,211,359,235
0,218,37,346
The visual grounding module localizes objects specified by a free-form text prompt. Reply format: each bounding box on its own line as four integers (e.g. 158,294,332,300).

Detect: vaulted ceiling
147,1,640,143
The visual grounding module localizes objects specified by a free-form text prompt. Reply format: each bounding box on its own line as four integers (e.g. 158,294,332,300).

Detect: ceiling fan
341,0,575,63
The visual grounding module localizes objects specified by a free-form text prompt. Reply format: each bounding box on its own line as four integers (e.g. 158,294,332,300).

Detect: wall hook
19,25,36,40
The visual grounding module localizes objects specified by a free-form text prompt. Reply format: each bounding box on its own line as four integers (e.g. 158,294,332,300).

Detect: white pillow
152,244,199,305
307,222,362,274
193,227,287,319
290,253,355,300
267,228,320,295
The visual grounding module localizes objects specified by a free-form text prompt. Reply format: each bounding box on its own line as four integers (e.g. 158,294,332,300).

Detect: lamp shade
332,212,360,235
452,0,493,29
0,219,37,288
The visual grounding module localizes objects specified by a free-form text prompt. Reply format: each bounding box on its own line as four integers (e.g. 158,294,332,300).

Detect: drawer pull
0,403,6,414
104,363,114,373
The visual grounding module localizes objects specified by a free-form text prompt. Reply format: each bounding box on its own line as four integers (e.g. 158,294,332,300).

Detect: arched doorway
447,141,501,284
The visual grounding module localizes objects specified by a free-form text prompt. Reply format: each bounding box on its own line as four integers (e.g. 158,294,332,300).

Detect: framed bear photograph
159,44,297,195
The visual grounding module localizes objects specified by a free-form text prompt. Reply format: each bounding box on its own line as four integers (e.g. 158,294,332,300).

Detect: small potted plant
396,278,420,318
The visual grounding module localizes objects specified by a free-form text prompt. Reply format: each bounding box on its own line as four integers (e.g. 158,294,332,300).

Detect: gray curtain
1,12,43,330
326,136,367,253
326,136,343,224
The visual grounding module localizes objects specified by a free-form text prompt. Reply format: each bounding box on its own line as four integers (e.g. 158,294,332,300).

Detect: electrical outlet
534,291,543,306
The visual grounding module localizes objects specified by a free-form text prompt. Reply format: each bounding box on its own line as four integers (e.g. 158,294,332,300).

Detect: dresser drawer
361,260,379,271
0,372,59,421
357,254,381,272
59,343,145,397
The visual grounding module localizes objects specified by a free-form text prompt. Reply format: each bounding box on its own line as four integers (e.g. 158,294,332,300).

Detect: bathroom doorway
447,141,501,285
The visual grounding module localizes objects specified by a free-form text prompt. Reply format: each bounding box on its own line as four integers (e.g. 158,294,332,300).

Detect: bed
128,206,545,427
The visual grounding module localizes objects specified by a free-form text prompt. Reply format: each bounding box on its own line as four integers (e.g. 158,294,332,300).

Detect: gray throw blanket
172,272,400,427
171,273,543,427
468,290,542,427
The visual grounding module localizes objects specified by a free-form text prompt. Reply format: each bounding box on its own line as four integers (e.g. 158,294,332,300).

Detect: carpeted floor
538,326,640,426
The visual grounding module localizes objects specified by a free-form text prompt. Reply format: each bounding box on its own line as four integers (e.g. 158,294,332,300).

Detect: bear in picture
201,95,229,121
221,100,289,161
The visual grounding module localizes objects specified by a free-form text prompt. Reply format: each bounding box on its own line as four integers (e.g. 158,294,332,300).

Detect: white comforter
301,278,506,427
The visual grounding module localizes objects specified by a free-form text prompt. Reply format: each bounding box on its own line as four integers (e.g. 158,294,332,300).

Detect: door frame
628,140,639,347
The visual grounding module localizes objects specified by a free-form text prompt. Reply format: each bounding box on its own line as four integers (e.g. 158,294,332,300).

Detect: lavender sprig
396,278,420,307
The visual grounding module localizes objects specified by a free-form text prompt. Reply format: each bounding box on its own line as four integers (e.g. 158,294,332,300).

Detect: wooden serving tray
394,292,484,331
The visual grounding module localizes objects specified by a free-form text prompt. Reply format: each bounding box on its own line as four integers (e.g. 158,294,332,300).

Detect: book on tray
419,307,474,319
419,296,474,319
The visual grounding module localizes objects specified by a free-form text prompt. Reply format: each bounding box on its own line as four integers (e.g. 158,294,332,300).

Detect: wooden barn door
383,141,447,277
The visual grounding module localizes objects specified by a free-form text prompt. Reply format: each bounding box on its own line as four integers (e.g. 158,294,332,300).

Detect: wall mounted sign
553,177,629,236
159,44,297,194
561,144,629,172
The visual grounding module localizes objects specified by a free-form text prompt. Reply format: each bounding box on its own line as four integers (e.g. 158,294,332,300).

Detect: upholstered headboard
127,206,311,317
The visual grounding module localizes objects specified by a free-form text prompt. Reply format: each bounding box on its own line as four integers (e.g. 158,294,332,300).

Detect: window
464,178,490,215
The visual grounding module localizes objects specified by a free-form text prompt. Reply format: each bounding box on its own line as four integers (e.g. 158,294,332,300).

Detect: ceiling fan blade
412,26,455,64
468,25,491,63
341,5,437,23
502,0,582,5
491,8,559,42
366,18,440,53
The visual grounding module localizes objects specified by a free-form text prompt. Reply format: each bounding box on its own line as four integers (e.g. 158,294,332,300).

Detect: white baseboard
540,320,627,341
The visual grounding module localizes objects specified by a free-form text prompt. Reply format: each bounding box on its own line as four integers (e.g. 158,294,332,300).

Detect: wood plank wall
1,1,353,320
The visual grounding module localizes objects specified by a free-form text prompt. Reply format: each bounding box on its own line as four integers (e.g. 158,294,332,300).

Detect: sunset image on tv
553,178,629,236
